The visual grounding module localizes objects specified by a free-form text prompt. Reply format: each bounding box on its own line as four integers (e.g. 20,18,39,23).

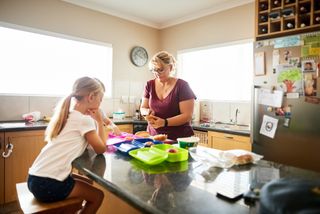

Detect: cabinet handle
224,135,234,139
2,138,14,158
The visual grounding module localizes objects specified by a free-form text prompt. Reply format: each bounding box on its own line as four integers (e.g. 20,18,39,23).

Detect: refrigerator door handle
251,85,261,145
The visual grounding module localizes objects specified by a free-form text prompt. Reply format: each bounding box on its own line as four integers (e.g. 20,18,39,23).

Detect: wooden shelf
255,0,320,40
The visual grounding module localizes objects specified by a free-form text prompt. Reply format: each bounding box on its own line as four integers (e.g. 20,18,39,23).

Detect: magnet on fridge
267,106,273,112
283,117,290,128
285,112,291,118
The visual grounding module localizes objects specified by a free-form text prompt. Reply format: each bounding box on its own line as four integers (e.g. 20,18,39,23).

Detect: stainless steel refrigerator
251,31,320,172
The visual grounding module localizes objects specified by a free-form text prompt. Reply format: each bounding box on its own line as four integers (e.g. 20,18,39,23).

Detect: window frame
0,22,113,98
177,39,254,102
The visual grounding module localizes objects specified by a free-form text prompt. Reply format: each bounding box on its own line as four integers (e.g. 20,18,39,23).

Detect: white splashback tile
129,81,144,98
29,96,61,118
230,102,251,125
113,80,130,99
0,96,29,121
211,102,231,123
101,98,114,117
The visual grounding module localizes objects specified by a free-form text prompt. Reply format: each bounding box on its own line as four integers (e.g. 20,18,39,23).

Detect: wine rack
256,0,320,40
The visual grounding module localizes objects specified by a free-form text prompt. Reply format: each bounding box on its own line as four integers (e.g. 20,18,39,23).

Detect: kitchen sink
199,122,250,132
217,124,250,131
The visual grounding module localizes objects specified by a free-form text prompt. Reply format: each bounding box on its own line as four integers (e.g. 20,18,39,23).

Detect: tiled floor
0,201,22,214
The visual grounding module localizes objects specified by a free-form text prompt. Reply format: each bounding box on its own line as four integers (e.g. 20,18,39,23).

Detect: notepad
215,171,250,200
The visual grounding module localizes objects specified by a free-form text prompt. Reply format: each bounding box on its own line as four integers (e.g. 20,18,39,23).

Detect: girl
28,76,107,213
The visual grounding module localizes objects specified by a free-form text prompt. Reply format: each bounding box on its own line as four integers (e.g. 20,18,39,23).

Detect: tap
235,108,240,125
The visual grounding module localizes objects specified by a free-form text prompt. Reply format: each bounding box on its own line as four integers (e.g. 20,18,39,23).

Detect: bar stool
16,182,83,214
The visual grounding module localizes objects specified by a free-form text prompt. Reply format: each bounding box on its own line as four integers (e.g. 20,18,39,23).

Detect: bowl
177,136,200,149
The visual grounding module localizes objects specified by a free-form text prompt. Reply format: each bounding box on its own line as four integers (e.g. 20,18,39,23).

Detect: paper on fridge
272,49,280,68
258,88,283,107
260,115,278,139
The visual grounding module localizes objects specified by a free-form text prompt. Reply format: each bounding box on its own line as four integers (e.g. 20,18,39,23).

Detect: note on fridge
254,52,265,76
272,49,280,68
258,88,283,108
260,115,278,139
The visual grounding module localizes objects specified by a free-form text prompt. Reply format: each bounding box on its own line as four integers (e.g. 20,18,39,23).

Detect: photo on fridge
303,72,317,96
302,59,316,72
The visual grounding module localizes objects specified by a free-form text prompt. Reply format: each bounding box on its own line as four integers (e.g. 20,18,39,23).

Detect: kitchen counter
73,147,320,214
0,121,48,131
192,121,250,136
0,120,250,136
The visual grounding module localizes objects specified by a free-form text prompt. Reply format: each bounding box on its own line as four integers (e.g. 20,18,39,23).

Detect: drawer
209,131,250,144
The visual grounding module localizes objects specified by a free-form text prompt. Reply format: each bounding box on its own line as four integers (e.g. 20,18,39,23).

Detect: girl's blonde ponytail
45,95,72,141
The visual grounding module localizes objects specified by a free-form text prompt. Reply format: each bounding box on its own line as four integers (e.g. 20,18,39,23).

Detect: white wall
0,0,255,123
0,0,159,120
159,3,255,125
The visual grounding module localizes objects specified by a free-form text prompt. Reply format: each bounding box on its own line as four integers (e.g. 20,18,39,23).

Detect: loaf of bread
153,134,167,141
134,131,150,138
233,154,253,165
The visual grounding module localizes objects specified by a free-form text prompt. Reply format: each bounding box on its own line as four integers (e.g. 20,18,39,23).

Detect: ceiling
63,0,253,29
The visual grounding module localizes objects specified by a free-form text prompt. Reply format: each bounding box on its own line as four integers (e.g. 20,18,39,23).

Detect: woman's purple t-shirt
143,79,196,140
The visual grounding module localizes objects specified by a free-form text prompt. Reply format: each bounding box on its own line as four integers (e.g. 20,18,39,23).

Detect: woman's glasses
150,68,165,74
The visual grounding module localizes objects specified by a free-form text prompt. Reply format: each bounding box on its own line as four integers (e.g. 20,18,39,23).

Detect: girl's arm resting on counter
85,122,107,154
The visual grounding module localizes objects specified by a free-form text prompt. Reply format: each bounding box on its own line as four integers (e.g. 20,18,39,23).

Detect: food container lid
129,147,168,165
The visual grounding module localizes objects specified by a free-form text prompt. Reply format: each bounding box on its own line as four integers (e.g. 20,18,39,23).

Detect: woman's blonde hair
45,77,105,141
149,51,176,71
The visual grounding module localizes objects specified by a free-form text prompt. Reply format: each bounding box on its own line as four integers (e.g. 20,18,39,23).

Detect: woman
141,51,196,140
28,77,107,213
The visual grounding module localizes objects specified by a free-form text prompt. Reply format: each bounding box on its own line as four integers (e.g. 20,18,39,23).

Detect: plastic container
129,147,168,165
106,132,136,145
177,136,200,149
152,144,188,162
130,159,188,174
115,143,139,153
132,138,163,148
113,112,125,120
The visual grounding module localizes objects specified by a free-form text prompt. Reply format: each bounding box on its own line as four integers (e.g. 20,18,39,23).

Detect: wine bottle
260,15,267,22
315,17,320,23
300,6,307,13
282,8,294,17
261,27,268,33
286,22,294,29
273,0,280,7
285,0,290,4
300,23,306,28
260,3,267,10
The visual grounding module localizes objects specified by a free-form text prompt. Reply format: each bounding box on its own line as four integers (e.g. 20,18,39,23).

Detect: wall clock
130,46,148,67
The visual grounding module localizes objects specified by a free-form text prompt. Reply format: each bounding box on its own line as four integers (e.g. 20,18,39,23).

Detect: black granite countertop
0,121,48,131
72,148,320,214
0,120,250,136
192,121,250,136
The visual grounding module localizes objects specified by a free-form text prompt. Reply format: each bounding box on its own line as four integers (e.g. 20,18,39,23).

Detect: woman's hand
147,115,165,129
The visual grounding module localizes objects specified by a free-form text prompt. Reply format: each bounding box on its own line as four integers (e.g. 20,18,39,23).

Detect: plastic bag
22,111,41,122
189,147,263,169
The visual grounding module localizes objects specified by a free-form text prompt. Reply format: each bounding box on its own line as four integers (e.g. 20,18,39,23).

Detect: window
0,24,112,97
177,40,253,101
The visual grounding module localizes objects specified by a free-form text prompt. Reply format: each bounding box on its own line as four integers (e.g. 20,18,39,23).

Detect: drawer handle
224,135,234,139
2,143,14,158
